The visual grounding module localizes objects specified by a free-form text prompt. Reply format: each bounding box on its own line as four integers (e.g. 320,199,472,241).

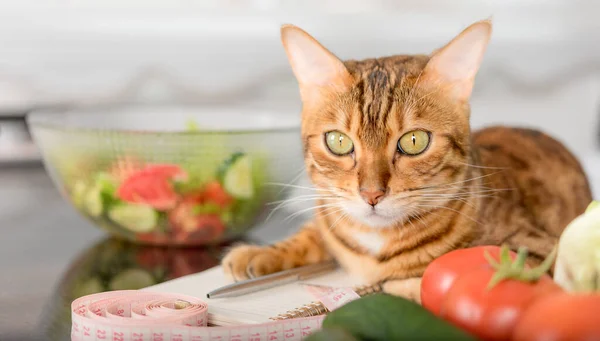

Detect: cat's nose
359,188,386,206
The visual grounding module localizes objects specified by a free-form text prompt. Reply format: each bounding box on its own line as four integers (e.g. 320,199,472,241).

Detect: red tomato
440,267,563,341
421,246,517,315
168,192,205,232
116,164,187,210
513,292,600,341
117,173,179,209
203,181,233,208
136,164,187,181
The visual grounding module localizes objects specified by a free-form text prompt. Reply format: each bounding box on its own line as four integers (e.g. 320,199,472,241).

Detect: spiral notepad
269,283,383,320
144,266,382,326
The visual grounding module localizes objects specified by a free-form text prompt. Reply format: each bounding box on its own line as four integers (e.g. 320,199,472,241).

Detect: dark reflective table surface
0,164,298,341
40,238,232,340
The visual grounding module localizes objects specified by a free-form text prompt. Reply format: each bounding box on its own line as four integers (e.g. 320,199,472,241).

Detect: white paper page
143,265,365,325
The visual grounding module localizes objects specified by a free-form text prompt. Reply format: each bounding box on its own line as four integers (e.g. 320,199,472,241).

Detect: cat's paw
221,244,285,281
381,277,422,304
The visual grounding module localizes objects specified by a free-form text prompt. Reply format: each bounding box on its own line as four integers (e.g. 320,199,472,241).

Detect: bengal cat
221,20,592,301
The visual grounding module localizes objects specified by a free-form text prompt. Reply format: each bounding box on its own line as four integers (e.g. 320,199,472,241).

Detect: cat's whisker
265,182,337,193
408,206,448,230
413,204,483,225
329,212,349,231
398,188,495,199
457,162,510,170
415,193,503,200
326,186,350,195
403,69,425,116
414,197,477,210
265,183,349,221
268,195,339,202
275,199,342,212
399,192,498,202
282,203,344,223
403,191,504,206
265,195,339,217
405,215,419,232
410,203,478,226
273,167,308,196
410,80,453,109
267,195,341,205
392,187,515,203
414,211,434,229
416,188,513,196
414,193,507,201
401,206,435,231
412,184,510,193
265,199,337,218
404,207,433,230
405,171,505,194
433,171,504,187
266,196,342,221
310,206,345,221
320,207,348,219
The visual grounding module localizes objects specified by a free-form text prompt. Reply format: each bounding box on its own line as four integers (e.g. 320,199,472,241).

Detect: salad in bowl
28,105,303,246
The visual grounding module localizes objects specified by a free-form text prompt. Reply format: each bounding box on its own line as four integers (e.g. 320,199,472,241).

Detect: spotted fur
222,21,592,302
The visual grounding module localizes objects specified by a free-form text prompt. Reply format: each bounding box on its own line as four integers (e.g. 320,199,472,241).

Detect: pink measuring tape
70,287,360,341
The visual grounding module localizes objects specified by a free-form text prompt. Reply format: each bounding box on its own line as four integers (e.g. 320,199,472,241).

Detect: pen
207,260,338,299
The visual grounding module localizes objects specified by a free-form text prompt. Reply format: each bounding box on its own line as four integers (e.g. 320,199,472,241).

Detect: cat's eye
398,130,430,155
325,131,354,156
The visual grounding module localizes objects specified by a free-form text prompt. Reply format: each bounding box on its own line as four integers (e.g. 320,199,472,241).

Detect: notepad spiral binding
269,283,383,320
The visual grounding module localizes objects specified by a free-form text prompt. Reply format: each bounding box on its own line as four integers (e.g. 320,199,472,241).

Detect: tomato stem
485,244,558,290
483,250,500,268
513,247,528,270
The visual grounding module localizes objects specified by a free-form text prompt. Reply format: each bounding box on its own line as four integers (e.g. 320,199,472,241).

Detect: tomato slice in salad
117,164,187,210
203,181,233,208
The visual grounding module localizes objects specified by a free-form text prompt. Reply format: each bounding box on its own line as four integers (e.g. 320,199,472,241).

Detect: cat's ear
422,20,492,102
281,24,353,102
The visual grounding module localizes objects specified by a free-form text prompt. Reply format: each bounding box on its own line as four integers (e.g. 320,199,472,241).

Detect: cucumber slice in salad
108,203,158,233
83,185,103,218
219,153,254,199
71,180,88,209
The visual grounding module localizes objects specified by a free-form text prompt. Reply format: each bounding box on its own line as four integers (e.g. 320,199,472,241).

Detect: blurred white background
0,0,598,166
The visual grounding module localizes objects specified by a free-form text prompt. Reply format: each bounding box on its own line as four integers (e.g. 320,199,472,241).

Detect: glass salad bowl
27,105,303,246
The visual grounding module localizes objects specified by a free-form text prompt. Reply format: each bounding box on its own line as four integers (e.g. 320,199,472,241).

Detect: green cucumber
71,180,88,209
218,153,254,199
108,268,156,290
83,185,103,218
108,203,158,233
94,172,117,197
76,173,119,218
321,293,476,341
